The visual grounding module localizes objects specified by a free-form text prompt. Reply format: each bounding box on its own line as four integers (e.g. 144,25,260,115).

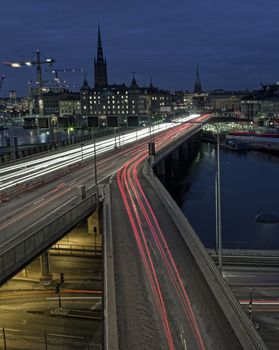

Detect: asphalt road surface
110,115,246,350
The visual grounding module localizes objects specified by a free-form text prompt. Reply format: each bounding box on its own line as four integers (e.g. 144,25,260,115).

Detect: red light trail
116,115,210,349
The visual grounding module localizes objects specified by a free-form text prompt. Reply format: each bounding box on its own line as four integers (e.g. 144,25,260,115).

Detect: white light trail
0,114,200,191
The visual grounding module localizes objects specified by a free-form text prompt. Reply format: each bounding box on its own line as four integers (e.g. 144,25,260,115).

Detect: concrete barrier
0,193,97,286
143,160,267,350
103,184,119,350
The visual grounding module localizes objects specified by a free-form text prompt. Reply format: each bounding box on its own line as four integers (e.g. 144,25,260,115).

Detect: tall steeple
130,72,138,89
194,64,202,93
94,24,108,88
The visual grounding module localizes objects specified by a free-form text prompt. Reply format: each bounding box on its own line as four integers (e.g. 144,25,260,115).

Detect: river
176,143,279,250
0,126,90,148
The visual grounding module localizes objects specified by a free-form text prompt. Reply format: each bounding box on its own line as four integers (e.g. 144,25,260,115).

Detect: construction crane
0,75,5,94
3,49,55,115
46,68,85,80
45,68,85,88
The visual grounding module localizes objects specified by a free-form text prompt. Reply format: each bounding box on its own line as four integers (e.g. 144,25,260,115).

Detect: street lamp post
93,127,98,189
80,143,84,163
249,289,253,325
114,128,117,149
202,122,222,274
2,328,7,350
215,128,222,274
147,95,155,159
179,119,223,274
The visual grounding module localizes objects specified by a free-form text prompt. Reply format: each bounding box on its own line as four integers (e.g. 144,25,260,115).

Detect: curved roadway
109,115,266,349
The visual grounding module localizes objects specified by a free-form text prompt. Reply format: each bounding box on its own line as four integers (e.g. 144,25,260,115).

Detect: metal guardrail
50,243,102,257
0,327,102,350
143,160,267,350
0,193,97,286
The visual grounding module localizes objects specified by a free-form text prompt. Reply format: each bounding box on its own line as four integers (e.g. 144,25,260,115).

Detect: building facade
59,93,81,117
207,91,246,113
241,83,279,121
80,27,181,126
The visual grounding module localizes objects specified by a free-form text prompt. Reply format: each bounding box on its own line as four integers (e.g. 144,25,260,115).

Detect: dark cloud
1,0,279,95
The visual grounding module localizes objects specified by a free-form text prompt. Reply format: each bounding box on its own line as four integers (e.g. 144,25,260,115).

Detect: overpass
0,114,267,349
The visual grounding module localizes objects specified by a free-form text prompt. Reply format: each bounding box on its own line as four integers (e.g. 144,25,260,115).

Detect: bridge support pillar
87,208,101,235
172,148,180,161
40,251,52,285
179,141,189,160
156,159,166,176
88,208,102,252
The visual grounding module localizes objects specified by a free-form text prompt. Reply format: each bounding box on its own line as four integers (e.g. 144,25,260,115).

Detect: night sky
1,0,279,96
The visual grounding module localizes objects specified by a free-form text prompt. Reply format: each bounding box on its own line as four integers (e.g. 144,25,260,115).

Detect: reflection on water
179,143,279,249
0,126,50,146
0,126,86,147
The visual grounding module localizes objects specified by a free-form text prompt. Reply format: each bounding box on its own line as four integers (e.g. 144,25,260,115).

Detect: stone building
80,26,177,126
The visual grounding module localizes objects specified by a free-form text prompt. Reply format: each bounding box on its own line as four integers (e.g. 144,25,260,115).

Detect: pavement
0,223,103,349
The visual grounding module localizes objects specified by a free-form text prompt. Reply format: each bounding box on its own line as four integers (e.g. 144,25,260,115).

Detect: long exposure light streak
116,115,210,348
0,115,200,191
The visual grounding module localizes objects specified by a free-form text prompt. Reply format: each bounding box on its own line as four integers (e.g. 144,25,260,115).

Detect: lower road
223,265,279,350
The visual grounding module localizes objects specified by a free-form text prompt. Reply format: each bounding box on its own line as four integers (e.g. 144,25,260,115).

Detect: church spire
94,24,108,88
130,72,138,89
194,64,202,93
97,24,105,64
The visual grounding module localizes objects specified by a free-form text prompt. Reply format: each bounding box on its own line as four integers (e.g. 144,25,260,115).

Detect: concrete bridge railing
143,158,267,350
0,192,97,286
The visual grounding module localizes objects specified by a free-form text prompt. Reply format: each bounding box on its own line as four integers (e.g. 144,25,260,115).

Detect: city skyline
1,0,279,96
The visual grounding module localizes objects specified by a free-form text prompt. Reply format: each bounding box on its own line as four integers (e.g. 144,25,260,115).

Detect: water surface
179,143,279,249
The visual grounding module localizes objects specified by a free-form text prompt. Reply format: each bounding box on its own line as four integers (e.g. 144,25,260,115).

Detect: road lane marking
4,328,22,333
240,299,279,305
48,333,85,340
46,296,101,301
90,300,101,311
33,197,46,205
0,194,75,248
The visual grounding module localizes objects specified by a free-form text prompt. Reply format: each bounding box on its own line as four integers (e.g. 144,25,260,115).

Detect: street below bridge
223,264,279,350
0,223,103,349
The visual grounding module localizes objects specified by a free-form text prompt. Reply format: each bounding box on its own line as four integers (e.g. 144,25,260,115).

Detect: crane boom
45,68,85,80
2,50,55,115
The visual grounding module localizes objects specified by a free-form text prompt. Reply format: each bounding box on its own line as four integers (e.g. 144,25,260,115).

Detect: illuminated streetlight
255,212,279,224
80,143,84,163
93,128,98,190
175,118,223,274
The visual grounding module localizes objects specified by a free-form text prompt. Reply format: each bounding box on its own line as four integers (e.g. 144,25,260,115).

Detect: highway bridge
0,114,267,349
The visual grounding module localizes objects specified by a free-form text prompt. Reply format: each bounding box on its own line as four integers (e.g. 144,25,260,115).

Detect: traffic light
55,283,60,294
60,273,64,285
